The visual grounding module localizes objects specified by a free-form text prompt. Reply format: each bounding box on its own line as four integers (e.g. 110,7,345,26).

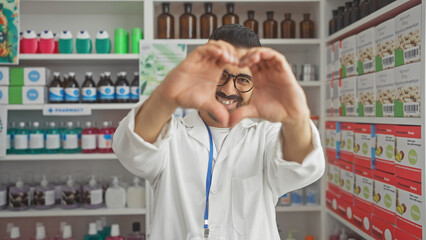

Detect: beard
208,91,249,123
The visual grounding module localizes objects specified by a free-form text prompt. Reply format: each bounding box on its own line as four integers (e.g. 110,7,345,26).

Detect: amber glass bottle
200,3,217,38
336,6,345,31
368,0,379,13
222,3,239,25
351,0,360,24
180,3,196,39
157,3,174,39
263,11,277,38
300,13,314,38
281,13,295,38
343,2,352,27
244,11,258,35
359,0,369,18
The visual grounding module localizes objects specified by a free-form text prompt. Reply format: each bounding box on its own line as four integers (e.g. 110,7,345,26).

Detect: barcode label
346,106,355,114
383,55,395,67
364,106,374,114
346,66,355,74
363,61,374,72
404,46,420,62
383,104,394,113
404,103,419,114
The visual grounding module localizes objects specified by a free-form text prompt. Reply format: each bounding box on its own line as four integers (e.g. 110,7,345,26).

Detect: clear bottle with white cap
105,224,125,240
126,177,145,208
45,121,61,154
29,121,45,154
105,176,126,209
61,175,80,209
8,178,30,211
34,175,55,209
62,121,80,153
84,222,102,240
83,175,103,209
13,122,28,154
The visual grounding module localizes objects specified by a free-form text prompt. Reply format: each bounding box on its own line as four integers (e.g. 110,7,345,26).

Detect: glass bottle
336,6,346,31
343,2,352,28
115,72,130,103
64,72,80,103
157,3,174,39
222,3,239,25
48,72,64,103
179,3,196,39
200,3,217,39
263,11,277,38
281,13,295,38
130,72,139,103
300,13,314,39
329,10,338,35
368,0,379,14
81,72,97,103
244,11,258,35
378,0,388,8
359,0,369,18
351,0,361,24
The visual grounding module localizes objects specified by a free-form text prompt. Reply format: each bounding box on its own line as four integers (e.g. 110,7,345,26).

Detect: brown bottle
222,3,239,25
200,3,217,39
281,13,295,38
244,10,258,35
180,3,196,39
368,0,379,13
157,3,174,39
359,0,369,18
351,0,360,24
336,6,345,31
300,13,314,39
343,2,352,27
263,11,277,38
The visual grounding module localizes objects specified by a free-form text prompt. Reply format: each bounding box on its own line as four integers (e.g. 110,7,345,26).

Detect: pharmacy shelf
326,209,373,240
150,39,321,45
0,207,146,218
19,54,139,61
326,0,421,43
154,0,319,2
0,153,117,161
325,116,422,126
22,0,143,2
275,205,321,212
6,103,136,111
298,81,320,87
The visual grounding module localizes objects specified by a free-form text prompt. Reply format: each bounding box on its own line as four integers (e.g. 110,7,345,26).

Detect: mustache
216,91,242,102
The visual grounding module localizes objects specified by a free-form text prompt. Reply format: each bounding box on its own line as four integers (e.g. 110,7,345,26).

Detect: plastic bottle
96,220,106,240
105,176,126,209
8,178,30,211
82,121,98,153
95,30,111,54
278,192,291,206
59,30,73,54
285,230,296,240
29,122,45,154
130,72,139,103
33,225,50,240
53,221,68,240
19,31,23,53
339,229,348,240
64,72,80,103
106,224,125,240
34,175,55,209
59,225,76,240
82,72,97,103
76,121,82,149
61,175,80,209
127,222,145,240
0,179,6,209
97,72,115,103
45,121,61,153
6,122,16,154
52,172,63,205
84,223,102,240
76,30,92,54
127,177,145,208
53,33,59,53
115,72,130,103
98,121,114,153
13,122,28,154
83,175,103,209
62,121,80,153
291,188,304,206
305,181,319,205
21,30,38,53
6,226,21,240
49,72,64,103
39,30,55,54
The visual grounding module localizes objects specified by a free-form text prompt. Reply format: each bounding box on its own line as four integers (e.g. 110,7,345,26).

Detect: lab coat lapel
183,111,210,151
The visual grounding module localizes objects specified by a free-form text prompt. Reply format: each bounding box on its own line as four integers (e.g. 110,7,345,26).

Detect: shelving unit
0,207,146,218
6,103,135,111
326,209,373,240
275,206,321,213
0,154,117,161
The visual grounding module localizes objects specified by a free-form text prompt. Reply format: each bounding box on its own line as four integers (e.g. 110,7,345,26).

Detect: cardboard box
326,80,332,116
354,165,374,212
340,122,354,162
373,170,396,224
327,45,333,81
24,67,49,86
325,121,339,160
10,68,24,86
372,215,395,240
375,69,395,117
395,227,421,240
9,86,46,104
395,125,422,182
332,41,341,80
354,124,376,169
395,5,421,66
395,177,423,239
338,195,354,223
341,35,357,78
357,73,376,117
340,76,357,116
375,19,396,71
357,28,375,75
0,87,8,104
340,160,354,204
375,124,395,174
353,207,373,236
326,190,340,214
328,158,341,195
0,67,9,85
332,79,341,116
394,62,421,118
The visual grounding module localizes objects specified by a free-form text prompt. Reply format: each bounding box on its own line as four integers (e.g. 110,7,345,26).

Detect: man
113,24,325,240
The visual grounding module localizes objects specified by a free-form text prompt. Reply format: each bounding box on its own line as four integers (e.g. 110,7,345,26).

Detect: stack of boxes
0,68,9,104
5,67,49,104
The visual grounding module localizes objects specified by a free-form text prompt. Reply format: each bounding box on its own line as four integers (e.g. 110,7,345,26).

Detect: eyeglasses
218,70,254,93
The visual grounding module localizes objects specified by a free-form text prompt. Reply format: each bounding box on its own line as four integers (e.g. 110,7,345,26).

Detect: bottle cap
68,72,75,77
77,30,90,39
110,224,120,237
96,220,103,231
103,121,109,127
40,175,49,188
41,30,54,39
59,30,73,39
89,175,97,187
36,225,46,240
85,121,92,128
54,72,61,77
19,121,25,128
132,222,141,232
96,30,110,39
62,225,72,239
88,222,97,235
10,227,20,239
7,223,14,234
67,121,73,128
23,30,37,39
66,175,74,187
49,121,56,128
286,229,296,240
86,72,93,77
114,28,128,36
111,176,120,187
305,235,315,240
104,72,111,77
59,221,67,234
33,121,40,128
16,179,24,188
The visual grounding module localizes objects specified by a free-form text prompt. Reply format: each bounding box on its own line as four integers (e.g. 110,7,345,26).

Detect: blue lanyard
203,122,214,236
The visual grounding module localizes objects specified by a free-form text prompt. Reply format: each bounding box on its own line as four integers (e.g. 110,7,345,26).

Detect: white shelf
326,209,373,240
151,39,320,46
22,0,143,2
298,81,320,87
325,116,422,125
0,153,117,161
275,205,321,212
153,0,319,2
0,207,146,218
6,103,136,111
19,54,139,61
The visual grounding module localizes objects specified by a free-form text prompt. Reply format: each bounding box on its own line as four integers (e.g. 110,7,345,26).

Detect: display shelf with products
0,207,146,218
276,206,321,213
19,54,140,61
325,116,423,125
7,103,136,111
326,209,373,240
0,153,117,161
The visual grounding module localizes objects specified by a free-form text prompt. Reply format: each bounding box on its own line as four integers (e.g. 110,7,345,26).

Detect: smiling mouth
216,96,238,107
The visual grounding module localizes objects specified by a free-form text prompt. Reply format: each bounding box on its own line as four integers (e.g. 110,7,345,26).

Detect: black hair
209,24,261,49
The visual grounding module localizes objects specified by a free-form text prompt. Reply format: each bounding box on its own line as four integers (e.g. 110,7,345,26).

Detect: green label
331,138,335,147
363,186,370,199
358,102,364,117
384,194,392,209
347,139,352,150
376,101,383,117
394,100,403,117
357,61,364,75
341,65,347,78
410,205,421,221
408,149,418,165
375,56,383,72
386,144,394,159
362,142,369,155
395,49,404,67
341,104,347,116
346,179,351,191
334,174,339,184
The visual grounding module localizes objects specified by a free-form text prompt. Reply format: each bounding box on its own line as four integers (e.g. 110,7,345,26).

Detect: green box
10,68,24,86
9,86,22,104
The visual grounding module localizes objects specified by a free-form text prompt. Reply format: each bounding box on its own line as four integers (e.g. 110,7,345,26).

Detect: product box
375,69,395,117
24,68,49,86
326,80,332,116
325,121,340,160
326,190,340,214
327,45,333,81
375,124,395,174
332,41,341,80
373,170,396,224
328,158,341,195
354,165,374,212
357,73,376,117
337,195,354,223
395,177,423,239
332,79,340,116
357,28,375,75
9,86,46,104
340,76,357,116
10,68,24,86
395,5,421,66
0,67,9,85
394,125,422,182
354,124,376,169
394,62,421,118
372,215,395,240
341,35,357,78
0,87,8,104
339,160,354,204
340,122,354,162
375,19,396,71
353,207,373,236
395,227,421,240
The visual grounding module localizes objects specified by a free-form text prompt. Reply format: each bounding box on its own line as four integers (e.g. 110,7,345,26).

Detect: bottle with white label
126,177,145,208
115,72,130,103
83,175,103,209
49,72,64,103
98,121,114,153
45,121,61,153
6,226,21,240
97,72,115,103
13,122,28,154
8,178,30,211
105,176,126,209
61,175,80,209
29,122,45,154
130,72,139,103
34,225,49,240
64,72,80,103
82,121,98,153
62,121,80,153
6,122,16,154
81,72,97,103
34,175,55,209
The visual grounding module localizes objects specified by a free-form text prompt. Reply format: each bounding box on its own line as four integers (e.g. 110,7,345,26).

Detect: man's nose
220,78,237,96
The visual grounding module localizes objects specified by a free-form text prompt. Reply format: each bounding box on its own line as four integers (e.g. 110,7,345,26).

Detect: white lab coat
113,101,325,240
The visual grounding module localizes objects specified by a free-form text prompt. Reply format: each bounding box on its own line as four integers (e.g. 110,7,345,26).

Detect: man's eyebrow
238,73,252,79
